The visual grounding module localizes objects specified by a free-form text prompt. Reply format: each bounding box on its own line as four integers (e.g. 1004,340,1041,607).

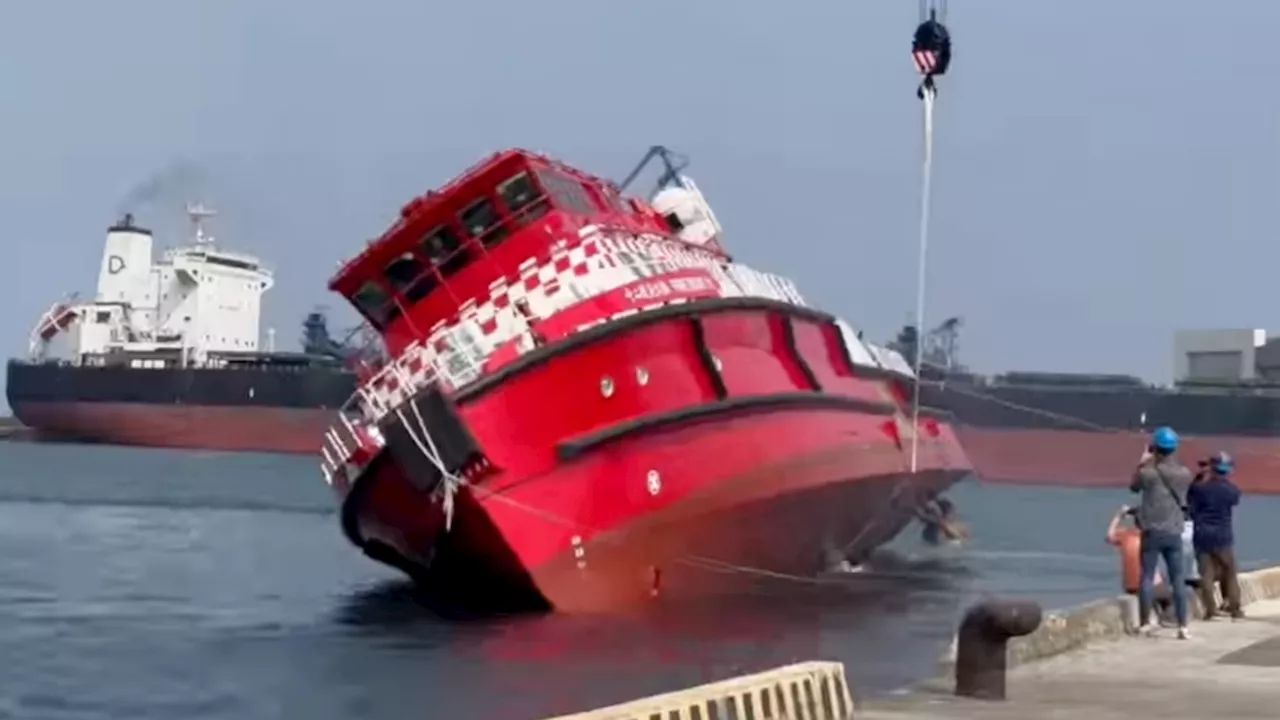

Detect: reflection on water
326,549,975,716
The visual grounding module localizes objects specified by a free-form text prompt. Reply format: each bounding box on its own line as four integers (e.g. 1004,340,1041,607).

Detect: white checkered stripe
446,227,809,339
331,224,823,474
346,226,816,422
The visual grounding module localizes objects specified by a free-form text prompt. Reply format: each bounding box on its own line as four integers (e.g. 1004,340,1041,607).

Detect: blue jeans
1139,529,1187,626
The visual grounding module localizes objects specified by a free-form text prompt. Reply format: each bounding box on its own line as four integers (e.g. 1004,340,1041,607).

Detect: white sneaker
1139,622,1160,636
1177,626,1191,640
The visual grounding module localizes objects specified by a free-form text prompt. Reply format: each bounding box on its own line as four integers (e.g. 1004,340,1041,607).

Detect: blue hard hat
1151,426,1179,452
1212,451,1234,475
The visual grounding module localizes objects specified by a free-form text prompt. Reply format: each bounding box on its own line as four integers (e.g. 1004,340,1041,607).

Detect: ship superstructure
31,203,274,368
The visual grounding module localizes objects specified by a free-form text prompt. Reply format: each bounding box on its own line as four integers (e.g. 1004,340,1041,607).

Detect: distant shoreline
0,415,34,440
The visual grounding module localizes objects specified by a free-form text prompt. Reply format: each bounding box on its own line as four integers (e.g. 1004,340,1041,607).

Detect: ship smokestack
98,214,154,305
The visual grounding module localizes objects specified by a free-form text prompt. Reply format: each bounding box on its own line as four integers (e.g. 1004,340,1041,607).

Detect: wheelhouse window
383,250,436,304
536,169,597,215
421,225,461,263
459,197,509,248
420,224,470,278
498,172,549,225
384,252,423,292
403,271,437,304
351,280,393,327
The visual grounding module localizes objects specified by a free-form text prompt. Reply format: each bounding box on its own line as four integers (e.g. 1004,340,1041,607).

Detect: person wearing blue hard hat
1130,425,1194,638
1188,450,1244,620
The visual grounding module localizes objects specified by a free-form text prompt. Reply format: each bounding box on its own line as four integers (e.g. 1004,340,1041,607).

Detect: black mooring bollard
954,598,1043,701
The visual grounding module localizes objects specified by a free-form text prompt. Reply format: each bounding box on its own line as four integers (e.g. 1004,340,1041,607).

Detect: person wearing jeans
1130,426,1194,638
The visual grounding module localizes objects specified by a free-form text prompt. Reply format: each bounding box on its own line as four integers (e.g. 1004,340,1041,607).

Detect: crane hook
912,4,952,99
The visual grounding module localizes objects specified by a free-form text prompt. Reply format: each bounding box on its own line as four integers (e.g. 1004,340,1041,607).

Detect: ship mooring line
918,356,1129,433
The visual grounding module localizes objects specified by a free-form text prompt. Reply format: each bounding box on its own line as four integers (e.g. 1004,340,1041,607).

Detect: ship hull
925,381,1280,493
341,407,968,614
956,426,1280,494
7,359,355,454
10,401,336,454
329,299,972,614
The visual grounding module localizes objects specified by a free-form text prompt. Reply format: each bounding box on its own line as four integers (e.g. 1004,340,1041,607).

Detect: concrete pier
863,597,1280,719
550,566,1280,720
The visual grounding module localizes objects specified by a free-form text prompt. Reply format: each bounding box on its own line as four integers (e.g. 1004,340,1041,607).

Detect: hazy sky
2,1,1277,393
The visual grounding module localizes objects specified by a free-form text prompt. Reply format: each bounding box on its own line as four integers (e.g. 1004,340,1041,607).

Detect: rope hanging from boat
396,400,464,532
908,0,950,473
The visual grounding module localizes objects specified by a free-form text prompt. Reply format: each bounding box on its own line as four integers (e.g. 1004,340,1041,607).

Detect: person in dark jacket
1188,451,1244,619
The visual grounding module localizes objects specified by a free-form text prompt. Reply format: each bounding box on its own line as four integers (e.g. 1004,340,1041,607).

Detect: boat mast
186,201,216,247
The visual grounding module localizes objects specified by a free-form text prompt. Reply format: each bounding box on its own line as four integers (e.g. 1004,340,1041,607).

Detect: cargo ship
5,204,365,454
316,146,972,614
896,321,1280,493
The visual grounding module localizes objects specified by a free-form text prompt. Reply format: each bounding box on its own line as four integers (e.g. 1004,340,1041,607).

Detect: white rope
411,397,465,532
909,83,937,474
394,402,464,532
838,83,940,560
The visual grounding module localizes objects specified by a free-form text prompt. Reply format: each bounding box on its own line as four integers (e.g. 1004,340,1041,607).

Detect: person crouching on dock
1130,426,1193,639
1106,505,1174,621
1188,451,1244,620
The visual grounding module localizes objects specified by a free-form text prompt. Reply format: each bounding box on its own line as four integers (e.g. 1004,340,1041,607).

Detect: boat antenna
186,201,216,247
908,0,953,473
617,145,691,197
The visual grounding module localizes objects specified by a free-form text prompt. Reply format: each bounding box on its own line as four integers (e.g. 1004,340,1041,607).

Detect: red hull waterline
958,427,1280,494
328,301,973,614
11,401,334,454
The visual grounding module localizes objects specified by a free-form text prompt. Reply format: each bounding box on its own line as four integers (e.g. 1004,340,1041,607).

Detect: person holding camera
1130,426,1193,638
1188,451,1244,620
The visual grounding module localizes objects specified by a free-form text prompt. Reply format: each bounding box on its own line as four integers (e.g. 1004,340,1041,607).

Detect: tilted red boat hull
330,300,972,613
10,401,333,454
957,427,1280,494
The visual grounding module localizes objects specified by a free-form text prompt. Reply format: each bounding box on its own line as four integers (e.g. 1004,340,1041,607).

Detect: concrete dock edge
547,565,1280,719
540,660,854,720
933,564,1280,676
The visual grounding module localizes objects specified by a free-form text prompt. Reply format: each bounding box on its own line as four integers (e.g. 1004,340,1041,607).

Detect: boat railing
336,320,490,427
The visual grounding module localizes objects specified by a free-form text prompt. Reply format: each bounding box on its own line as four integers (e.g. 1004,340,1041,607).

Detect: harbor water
2,441,1279,719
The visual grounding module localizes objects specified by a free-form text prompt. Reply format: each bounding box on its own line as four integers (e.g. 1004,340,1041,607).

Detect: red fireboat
318,147,973,613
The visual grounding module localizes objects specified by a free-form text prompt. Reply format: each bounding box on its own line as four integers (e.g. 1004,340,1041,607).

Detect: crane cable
909,84,937,474
908,2,949,473
838,8,955,562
